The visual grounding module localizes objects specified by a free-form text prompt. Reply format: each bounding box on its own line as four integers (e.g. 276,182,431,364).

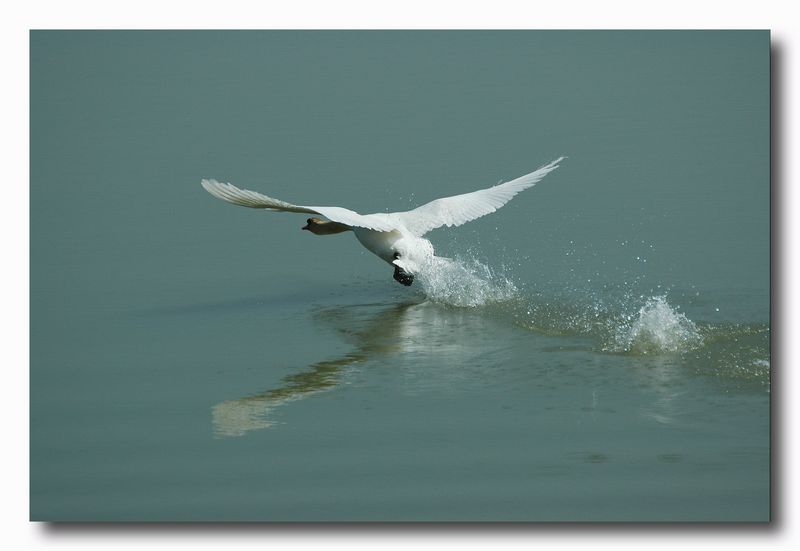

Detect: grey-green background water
30,31,770,521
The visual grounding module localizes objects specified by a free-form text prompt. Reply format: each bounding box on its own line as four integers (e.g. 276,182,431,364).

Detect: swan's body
352,228,404,263
202,157,564,285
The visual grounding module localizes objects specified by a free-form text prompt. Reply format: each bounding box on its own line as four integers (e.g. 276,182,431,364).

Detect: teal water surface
30,30,770,521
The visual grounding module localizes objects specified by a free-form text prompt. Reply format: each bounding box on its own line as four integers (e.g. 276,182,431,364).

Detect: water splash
606,296,703,354
506,291,703,354
391,246,768,388
412,254,704,356
415,256,518,308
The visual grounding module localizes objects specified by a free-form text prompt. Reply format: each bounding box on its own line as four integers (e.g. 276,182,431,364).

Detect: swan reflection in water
212,300,486,437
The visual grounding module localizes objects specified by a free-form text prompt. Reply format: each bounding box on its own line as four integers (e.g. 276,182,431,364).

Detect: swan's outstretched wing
396,157,564,237
201,179,316,214
201,179,397,232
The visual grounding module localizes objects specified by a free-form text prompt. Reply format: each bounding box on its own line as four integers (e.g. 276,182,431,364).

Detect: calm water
30,31,770,521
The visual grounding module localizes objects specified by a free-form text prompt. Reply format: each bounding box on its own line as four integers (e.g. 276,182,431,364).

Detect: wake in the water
415,255,704,354
413,255,703,355
507,291,705,356
408,253,768,387
607,296,704,354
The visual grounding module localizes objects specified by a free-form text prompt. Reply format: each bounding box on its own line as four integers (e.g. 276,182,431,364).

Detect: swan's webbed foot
393,265,414,286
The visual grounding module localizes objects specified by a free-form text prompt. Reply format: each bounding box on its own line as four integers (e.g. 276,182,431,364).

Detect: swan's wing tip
201,178,239,203
201,178,225,192
397,156,565,236
201,178,307,211
540,156,567,169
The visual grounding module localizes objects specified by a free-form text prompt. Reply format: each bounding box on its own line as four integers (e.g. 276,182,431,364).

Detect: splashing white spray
415,256,518,308
608,296,703,354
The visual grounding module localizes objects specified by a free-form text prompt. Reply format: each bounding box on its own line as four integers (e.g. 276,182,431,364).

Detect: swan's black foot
393,265,414,286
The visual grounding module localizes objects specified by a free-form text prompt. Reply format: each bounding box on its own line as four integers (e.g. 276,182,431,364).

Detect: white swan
201,157,564,286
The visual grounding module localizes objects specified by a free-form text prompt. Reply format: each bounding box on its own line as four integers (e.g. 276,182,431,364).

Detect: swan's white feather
396,157,565,236
200,179,396,232
201,179,318,214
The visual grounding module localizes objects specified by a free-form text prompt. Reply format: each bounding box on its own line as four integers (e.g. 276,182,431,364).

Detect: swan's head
303,217,352,236
302,217,325,234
